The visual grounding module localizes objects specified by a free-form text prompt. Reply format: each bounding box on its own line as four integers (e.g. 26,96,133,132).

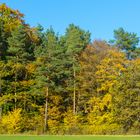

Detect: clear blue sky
1,0,140,42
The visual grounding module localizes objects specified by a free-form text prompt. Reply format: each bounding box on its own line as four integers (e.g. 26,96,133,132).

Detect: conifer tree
7,25,32,109
113,28,139,59
64,24,90,114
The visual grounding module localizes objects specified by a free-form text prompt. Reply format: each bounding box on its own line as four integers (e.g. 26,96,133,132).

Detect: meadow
0,135,140,140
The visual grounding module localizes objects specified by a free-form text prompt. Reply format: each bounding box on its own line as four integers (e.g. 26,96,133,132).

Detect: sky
0,0,140,42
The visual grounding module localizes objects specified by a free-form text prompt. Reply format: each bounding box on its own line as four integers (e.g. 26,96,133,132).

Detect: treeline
0,4,139,135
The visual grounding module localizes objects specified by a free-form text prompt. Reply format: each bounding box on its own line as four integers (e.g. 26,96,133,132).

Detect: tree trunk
0,72,2,119
15,66,17,109
44,86,48,132
73,62,76,115
0,107,2,119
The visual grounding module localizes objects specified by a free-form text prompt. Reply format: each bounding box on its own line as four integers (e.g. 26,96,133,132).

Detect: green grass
0,135,140,140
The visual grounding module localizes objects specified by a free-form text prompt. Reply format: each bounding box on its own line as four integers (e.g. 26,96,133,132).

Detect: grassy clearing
0,135,140,140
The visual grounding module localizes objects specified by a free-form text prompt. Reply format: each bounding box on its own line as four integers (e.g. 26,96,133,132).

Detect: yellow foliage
21,108,44,134
63,109,79,131
47,106,61,134
87,94,113,126
87,123,121,134
48,119,60,134
1,109,22,134
0,4,24,33
20,80,35,87
50,95,62,105
26,63,36,74
96,49,127,93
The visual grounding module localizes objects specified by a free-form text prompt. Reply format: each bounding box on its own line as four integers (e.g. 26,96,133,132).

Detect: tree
0,3,24,33
0,5,27,115
113,28,139,59
84,43,126,134
95,48,126,94
112,59,140,134
131,47,140,59
0,19,7,118
33,27,62,132
7,25,32,109
64,24,90,114
77,41,114,115
0,20,7,60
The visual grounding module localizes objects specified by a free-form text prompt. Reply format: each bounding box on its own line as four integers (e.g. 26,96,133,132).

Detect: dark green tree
0,19,7,118
7,25,33,63
7,25,33,109
113,28,139,59
64,24,91,114
33,27,62,132
0,20,7,60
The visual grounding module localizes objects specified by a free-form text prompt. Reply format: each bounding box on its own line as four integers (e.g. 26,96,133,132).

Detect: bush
0,108,22,134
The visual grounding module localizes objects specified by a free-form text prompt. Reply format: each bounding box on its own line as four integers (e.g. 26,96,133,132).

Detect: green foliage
113,27,139,59
65,24,90,54
7,25,32,62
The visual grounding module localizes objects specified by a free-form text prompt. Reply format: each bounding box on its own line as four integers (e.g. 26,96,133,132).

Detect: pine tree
7,25,32,109
113,28,139,59
64,24,90,114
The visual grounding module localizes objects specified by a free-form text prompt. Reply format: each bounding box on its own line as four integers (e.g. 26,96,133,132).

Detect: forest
0,4,139,135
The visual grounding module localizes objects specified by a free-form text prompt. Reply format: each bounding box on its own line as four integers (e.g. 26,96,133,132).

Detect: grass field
0,135,140,140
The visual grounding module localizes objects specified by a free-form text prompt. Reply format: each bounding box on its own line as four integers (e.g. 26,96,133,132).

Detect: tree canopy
0,4,139,135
